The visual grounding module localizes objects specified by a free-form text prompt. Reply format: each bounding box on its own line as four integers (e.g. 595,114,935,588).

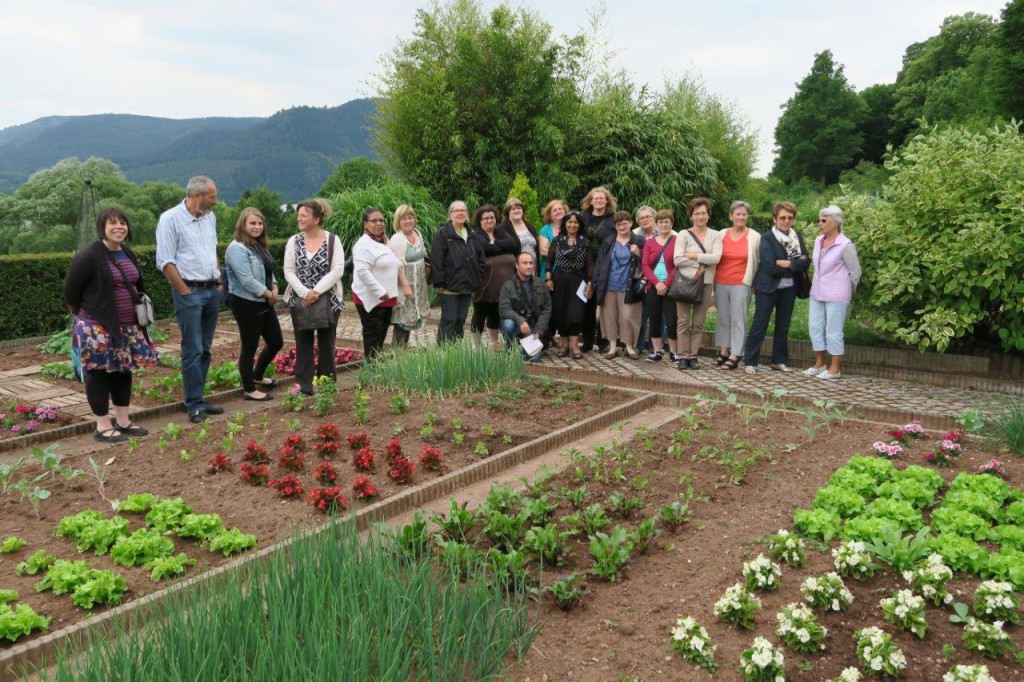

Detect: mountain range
0,98,378,203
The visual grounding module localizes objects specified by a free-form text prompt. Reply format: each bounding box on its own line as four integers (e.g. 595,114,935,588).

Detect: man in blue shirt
155,176,224,423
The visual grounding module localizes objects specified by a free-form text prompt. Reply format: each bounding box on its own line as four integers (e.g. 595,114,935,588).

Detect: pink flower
23,421,39,432
10,425,21,433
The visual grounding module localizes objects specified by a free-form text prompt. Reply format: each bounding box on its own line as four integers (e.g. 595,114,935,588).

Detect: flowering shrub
277,436,307,471
389,455,415,484
347,432,369,450
872,441,903,458
308,486,349,513
973,580,1021,624
353,447,376,472
766,529,806,567
240,462,269,486
880,589,928,638
904,553,953,606
831,668,863,681
962,618,1012,659
352,475,378,500
281,385,306,412
312,461,338,485
801,572,853,611
853,626,906,678
713,583,762,629
206,453,232,475
925,438,962,467
977,459,1006,478
418,444,443,472
738,636,784,681
243,440,270,463
833,540,881,580
775,602,827,653
742,554,782,592
943,664,997,682
314,423,342,458
269,475,304,499
272,346,362,375
669,616,718,673
386,437,403,463
1,402,71,433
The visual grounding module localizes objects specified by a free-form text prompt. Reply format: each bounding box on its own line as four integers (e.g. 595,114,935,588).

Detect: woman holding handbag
387,204,430,347
641,209,680,363
673,198,722,370
64,207,159,442
712,201,759,370
283,198,344,395
592,210,644,360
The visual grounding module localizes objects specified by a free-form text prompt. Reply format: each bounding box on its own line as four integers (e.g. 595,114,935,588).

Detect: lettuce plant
793,508,841,542
812,486,866,518
111,528,176,567
927,533,989,574
943,490,1004,524
0,602,49,642
844,455,896,484
931,508,990,541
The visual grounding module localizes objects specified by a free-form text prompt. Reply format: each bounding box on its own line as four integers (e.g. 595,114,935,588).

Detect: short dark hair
655,209,674,223
613,210,632,223
687,197,713,218
362,207,384,224
96,206,132,241
296,198,331,225
473,204,499,228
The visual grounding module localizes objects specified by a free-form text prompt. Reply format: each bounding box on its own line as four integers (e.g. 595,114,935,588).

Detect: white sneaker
802,365,827,377
817,370,842,380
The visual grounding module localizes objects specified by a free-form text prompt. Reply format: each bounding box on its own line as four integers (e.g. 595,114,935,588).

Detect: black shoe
115,422,149,437
189,409,208,424
580,344,593,353
677,359,691,371
689,358,700,370
255,379,278,388
204,404,225,415
94,428,128,443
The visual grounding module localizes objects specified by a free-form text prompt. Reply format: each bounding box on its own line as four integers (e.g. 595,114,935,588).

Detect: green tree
319,157,390,196
991,0,1024,119
374,0,583,206
232,187,289,241
507,173,541,227
856,84,897,165
772,51,867,184
322,182,446,252
8,224,76,255
13,157,126,230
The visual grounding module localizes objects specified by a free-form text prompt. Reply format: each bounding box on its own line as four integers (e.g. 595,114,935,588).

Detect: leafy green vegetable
70,570,128,609
0,589,18,604
863,497,923,531
34,559,93,595
841,515,900,542
145,497,194,533
0,602,50,642
926,533,990,574
896,465,945,494
110,528,175,567
145,553,196,581
812,486,866,518
931,508,991,541
948,473,1011,506
826,468,877,498
1005,500,1024,525
55,510,130,555
0,536,28,554
844,455,896,484
207,528,257,556
175,513,225,542
943,490,1004,524
876,478,937,510
793,508,841,542
15,550,55,576
983,549,1024,590
990,525,1024,552
55,510,104,540
119,493,159,513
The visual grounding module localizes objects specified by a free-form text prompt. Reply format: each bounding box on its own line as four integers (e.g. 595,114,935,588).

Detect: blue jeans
743,286,797,366
172,287,221,412
809,298,849,356
500,318,543,362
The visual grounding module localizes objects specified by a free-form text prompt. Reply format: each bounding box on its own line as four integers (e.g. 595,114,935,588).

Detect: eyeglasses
368,218,385,224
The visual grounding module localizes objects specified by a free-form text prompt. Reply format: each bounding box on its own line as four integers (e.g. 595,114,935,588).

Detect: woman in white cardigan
673,198,722,370
352,207,411,360
387,204,431,347
712,201,760,370
283,198,345,394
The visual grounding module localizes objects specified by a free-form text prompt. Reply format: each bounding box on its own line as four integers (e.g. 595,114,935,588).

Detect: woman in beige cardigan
673,198,722,370
387,204,431,347
712,201,760,370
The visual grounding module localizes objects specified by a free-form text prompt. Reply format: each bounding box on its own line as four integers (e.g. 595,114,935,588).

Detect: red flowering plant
315,423,343,458
353,446,376,472
386,437,403,464
309,486,350,513
924,437,963,468
352,475,378,500
207,453,232,474
243,440,271,464
240,462,270,486
317,423,342,441
269,475,304,499
347,432,369,450
278,435,308,471
273,346,363,376
389,455,415,485
312,461,339,485
418,444,444,472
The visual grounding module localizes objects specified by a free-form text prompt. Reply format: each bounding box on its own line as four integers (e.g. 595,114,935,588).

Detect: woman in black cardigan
64,207,159,442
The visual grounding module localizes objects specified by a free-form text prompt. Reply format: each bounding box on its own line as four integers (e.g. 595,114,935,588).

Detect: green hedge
0,238,325,341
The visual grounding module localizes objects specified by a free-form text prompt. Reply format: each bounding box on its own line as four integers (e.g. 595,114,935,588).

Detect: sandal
571,348,583,360
714,353,729,367
94,428,128,443
115,422,149,437
558,347,571,358
719,357,739,370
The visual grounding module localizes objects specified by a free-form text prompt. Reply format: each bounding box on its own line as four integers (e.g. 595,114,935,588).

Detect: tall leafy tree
772,50,867,185
855,84,897,165
319,157,390,196
991,0,1024,119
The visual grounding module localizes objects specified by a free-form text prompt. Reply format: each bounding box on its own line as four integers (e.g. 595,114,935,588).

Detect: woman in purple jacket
804,205,862,380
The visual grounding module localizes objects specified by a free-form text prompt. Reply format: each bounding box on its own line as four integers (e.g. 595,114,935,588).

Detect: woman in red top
713,201,760,370
641,209,679,363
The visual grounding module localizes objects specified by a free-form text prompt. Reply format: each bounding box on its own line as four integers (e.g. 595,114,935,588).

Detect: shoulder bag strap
107,255,141,304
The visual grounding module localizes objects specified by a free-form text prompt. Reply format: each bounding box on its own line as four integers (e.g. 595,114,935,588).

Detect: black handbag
290,233,338,330
794,271,811,299
625,236,668,304
666,230,706,304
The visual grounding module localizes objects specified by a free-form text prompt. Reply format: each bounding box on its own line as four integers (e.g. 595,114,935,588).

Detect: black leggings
85,370,132,416
645,288,677,340
230,296,284,392
471,301,500,333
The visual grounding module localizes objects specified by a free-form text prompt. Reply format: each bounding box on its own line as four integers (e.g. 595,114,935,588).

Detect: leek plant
358,344,525,395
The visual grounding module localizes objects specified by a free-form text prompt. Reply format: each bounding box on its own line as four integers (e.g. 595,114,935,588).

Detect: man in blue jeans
498,253,551,362
155,176,224,423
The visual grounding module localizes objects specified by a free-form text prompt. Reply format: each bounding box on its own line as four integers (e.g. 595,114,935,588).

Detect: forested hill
0,98,378,202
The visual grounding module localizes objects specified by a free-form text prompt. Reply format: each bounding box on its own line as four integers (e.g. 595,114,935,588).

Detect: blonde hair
541,199,566,224
234,207,269,248
393,204,417,227
581,186,618,214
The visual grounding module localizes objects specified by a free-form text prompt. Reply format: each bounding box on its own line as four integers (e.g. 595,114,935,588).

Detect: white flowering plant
714,583,762,629
962,617,1013,659
833,540,882,580
738,636,785,682
775,602,827,654
668,616,718,672
766,529,806,567
801,572,854,611
742,553,782,592
943,664,997,682
831,668,863,682
853,626,907,678
903,553,953,606
973,580,1021,624
880,589,928,638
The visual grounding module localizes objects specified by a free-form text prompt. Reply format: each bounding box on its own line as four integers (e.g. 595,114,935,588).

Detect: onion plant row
40,520,538,681
358,344,525,396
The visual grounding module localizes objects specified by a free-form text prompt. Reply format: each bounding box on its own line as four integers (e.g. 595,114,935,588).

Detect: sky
0,0,1010,175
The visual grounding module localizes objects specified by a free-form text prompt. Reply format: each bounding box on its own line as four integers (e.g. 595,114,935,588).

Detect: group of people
62,175,861,443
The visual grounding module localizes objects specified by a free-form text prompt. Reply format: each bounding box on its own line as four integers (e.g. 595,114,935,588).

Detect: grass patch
41,520,538,680
359,343,525,395
994,403,1024,457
